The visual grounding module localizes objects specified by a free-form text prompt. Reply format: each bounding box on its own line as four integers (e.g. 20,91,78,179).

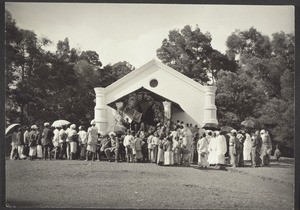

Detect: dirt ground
5,157,294,209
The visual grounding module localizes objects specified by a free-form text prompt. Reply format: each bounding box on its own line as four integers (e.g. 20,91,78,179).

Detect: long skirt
198,153,209,167
152,145,158,163
70,142,77,153
29,146,37,157
243,139,252,161
37,145,43,158
87,144,96,153
157,147,164,164
164,151,174,165
135,150,143,160
181,149,191,165
208,151,217,165
80,144,87,158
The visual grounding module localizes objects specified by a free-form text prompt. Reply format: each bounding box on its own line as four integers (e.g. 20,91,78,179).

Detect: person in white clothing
123,130,134,163
197,133,209,168
78,126,87,160
207,131,217,166
52,126,60,159
215,131,227,169
86,120,98,161
147,132,154,163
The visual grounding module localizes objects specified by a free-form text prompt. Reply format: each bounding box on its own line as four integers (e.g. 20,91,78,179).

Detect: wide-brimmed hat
44,122,50,127
31,125,38,130
231,129,237,134
70,124,76,129
90,120,96,125
109,132,116,136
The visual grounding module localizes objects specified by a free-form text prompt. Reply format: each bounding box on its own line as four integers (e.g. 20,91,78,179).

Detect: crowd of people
9,119,281,169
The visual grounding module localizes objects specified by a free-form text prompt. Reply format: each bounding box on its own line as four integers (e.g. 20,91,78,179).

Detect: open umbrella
202,123,220,131
220,126,234,133
51,120,70,128
241,120,255,128
5,123,20,135
106,123,127,136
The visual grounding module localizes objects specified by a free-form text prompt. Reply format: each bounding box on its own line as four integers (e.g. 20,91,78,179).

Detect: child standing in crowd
274,144,281,163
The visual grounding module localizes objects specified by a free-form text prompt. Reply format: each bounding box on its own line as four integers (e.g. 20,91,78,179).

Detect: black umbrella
202,123,220,131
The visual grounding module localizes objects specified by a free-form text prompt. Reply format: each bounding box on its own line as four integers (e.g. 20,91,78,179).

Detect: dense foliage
5,10,134,129
5,12,294,156
157,26,294,157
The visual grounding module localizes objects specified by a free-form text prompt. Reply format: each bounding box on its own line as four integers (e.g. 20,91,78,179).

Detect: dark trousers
43,144,52,160
59,142,67,159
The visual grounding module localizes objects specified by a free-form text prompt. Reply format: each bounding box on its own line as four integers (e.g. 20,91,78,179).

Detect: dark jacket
42,127,54,146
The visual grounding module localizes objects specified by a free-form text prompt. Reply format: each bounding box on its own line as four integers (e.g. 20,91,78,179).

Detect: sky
5,3,295,68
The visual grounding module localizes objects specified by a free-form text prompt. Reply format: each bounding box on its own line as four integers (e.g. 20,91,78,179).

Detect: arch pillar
94,87,107,133
203,86,218,125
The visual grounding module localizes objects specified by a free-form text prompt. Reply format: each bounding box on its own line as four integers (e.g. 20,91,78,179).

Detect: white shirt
123,134,134,147
78,130,87,144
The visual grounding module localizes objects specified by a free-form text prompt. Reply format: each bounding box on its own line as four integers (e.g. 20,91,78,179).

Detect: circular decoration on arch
149,79,158,88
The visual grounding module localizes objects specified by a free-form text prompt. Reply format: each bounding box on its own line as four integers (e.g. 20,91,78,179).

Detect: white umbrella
5,123,20,135
51,120,70,128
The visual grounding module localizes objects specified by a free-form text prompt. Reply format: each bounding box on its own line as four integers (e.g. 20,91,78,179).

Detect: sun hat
31,125,38,130
44,122,50,127
109,132,116,136
70,124,76,129
231,129,237,134
91,120,96,125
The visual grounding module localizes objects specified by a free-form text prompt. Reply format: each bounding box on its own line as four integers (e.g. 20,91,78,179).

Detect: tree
220,27,295,156
157,25,236,85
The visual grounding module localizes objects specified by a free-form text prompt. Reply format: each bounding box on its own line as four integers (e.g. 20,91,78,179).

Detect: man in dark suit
42,122,54,160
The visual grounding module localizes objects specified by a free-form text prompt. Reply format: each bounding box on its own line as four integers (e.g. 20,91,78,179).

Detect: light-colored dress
197,137,209,167
133,137,143,159
157,139,165,164
243,133,252,161
52,129,60,147
207,137,217,165
68,129,78,153
164,141,174,165
215,135,227,164
87,126,98,153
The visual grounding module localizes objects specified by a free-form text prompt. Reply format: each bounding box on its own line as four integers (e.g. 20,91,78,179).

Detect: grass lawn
5,157,294,209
